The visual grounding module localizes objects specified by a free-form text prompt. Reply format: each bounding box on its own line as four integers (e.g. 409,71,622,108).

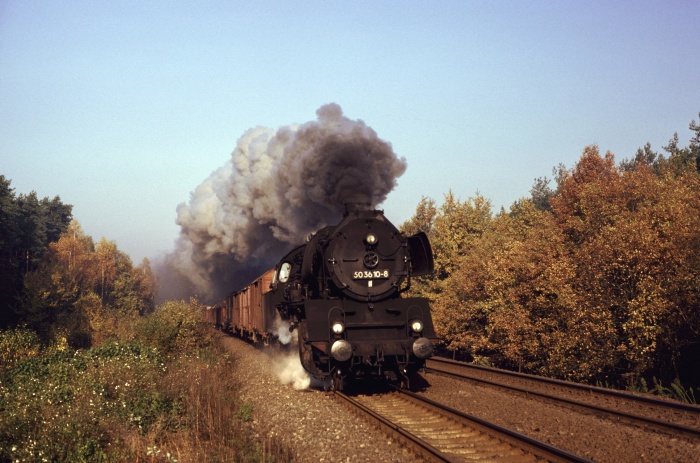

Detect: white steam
273,312,293,345
272,328,311,391
159,103,407,302
273,350,311,391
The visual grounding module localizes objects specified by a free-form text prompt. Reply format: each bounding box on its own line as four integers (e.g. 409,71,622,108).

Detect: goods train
204,205,436,390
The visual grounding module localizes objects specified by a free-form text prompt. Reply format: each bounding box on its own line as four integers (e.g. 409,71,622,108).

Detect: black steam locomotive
206,205,436,390
271,205,435,390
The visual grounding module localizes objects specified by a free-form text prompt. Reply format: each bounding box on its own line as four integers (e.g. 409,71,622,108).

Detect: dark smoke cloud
156,103,406,303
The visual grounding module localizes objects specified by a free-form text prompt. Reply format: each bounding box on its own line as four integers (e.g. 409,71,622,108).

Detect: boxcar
229,269,276,344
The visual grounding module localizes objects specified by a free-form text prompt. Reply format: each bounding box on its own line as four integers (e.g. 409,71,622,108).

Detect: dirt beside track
222,334,700,463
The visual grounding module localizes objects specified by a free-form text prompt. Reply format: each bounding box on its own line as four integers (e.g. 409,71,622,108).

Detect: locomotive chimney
344,203,372,216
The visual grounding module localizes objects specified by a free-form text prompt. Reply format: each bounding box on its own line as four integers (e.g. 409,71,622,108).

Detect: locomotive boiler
270,204,436,390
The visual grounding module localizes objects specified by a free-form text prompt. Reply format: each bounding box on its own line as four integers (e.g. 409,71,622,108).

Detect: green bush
0,339,178,462
0,328,41,374
135,299,213,357
237,401,254,422
0,301,293,462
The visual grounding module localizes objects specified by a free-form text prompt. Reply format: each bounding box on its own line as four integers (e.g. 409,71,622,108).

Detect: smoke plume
157,103,406,302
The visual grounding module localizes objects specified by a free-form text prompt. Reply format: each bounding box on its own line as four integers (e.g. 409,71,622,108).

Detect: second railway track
335,387,592,463
425,357,700,440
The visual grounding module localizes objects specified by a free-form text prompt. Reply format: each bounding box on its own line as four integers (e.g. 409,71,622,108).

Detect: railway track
426,357,700,440
334,388,592,463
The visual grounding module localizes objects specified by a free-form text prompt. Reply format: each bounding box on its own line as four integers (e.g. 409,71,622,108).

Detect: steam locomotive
206,205,436,390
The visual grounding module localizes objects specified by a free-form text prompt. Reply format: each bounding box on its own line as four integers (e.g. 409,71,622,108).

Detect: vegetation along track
426,357,700,440
334,387,592,463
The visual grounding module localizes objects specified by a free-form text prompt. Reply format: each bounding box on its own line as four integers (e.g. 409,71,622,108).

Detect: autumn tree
432,197,612,381
18,221,157,346
621,112,700,175
430,191,493,285
480,201,598,378
547,144,700,383
19,221,96,342
135,258,157,314
402,115,700,387
400,196,437,237
401,191,494,356
95,237,119,302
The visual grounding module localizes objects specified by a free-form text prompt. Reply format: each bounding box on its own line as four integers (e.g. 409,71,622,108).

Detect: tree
530,163,567,211
656,115,700,175
14,192,73,273
404,114,700,387
0,178,72,328
402,192,494,357
430,191,492,283
400,196,437,236
0,177,21,326
550,146,620,244
485,200,589,377
135,258,157,314
689,114,700,158
95,237,119,303
428,138,699,384
619,142,658,172
18,221,157,345
549,146,700,383
19,221,94,338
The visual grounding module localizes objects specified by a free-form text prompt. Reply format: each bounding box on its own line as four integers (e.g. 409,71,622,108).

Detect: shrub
0,311,293,462
135,299,214,357
0,339,177,462
0,328,41,374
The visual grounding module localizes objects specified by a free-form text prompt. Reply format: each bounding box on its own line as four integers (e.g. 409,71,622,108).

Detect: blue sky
2,1,699,264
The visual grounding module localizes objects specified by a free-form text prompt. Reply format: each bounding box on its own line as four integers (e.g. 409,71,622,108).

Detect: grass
0,301,294,462
625,376,698,404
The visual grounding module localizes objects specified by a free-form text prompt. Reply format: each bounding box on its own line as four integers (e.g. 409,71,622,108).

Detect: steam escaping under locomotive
205,205,436,390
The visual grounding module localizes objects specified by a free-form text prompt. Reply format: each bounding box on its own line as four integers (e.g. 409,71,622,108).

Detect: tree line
402,114,700,390
0,177,156,346
0,180,266,461
2,114,699,391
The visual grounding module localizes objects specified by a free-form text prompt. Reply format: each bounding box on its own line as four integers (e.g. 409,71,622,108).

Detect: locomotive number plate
353,270,390,279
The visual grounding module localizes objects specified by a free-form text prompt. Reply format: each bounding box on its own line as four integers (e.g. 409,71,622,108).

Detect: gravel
419,372,700,463
222,334,700,463
222,335,420,463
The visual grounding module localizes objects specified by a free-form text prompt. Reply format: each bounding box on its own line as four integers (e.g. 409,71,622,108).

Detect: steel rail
334,390,460,463
427,357,700,440
397,388,593,463
335,389,593,463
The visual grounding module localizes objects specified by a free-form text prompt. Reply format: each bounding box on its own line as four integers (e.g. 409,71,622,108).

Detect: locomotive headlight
412,337,434,359
331,321,345,335
410,319,424,333
331,340,353,361
365,233,377,245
